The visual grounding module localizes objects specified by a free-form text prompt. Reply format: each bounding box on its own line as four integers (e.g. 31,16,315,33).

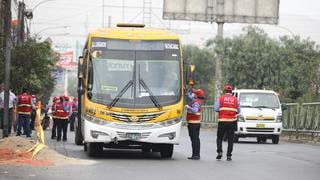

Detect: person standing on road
214,85,240,161
16,88,33,137
69,97,78,131
0,89,16,135
51,97,59,139
30,94,36,132
54,95,70,141
185,88,204,160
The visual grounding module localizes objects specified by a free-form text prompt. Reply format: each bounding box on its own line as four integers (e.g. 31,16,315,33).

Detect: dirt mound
0,137,94,166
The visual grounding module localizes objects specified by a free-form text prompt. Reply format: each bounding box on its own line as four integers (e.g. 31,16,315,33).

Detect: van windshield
239,93,280,109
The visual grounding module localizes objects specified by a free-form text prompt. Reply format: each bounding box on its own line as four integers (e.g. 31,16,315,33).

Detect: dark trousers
56,119,68,141
188,123,201,157
217,121,237,157
51,118,57,138
17,114,31,137
69,112,77,131
0,108,13,134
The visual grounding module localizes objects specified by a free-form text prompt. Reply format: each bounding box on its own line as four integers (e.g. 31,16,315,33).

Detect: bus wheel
160,144,173,159
87,143,103,157
272,135,279,144
261,137,267,143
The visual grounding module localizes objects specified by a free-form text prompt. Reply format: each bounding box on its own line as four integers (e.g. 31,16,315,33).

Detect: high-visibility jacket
186,99,202,124
71,101,78,113
51,102,59,119
218,94,238,122
54,102,69,120
17,93,32,115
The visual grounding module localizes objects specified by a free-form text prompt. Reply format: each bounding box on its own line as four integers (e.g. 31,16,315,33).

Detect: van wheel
261,137,267,143
160,144,174,159
272,135,279,144
87,143,103,157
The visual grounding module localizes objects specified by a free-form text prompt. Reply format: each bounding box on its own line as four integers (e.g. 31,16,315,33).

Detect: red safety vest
55,102,69,120
186,99,202,124
17,93,32,115
71,101,78,113
218,93,238,122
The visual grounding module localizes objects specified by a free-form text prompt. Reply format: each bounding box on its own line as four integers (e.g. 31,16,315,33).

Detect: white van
232,89,287,144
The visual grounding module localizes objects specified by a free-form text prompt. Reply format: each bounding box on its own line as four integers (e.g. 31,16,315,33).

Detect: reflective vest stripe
220,107,237,112
187,110,201,115
187,120,201,123
18,104,31,107
18,111,31,115
218,118,237,122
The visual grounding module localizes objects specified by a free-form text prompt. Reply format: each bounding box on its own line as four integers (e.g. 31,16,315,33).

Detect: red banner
57,51,75,69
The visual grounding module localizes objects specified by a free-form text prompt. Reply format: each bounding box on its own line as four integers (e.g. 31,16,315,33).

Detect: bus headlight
156,117,182,127
85,114,111,125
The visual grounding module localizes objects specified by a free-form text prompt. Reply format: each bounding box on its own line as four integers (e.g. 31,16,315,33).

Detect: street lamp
35,26,69,38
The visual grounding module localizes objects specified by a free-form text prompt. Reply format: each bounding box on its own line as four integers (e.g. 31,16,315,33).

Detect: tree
208,26,320,102
8,38,57,102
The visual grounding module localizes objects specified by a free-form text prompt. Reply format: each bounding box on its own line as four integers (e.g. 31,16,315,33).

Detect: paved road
1,127,320,180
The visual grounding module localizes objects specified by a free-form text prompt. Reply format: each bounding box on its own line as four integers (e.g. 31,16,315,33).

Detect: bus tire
160,144,173,159
87,143,103,157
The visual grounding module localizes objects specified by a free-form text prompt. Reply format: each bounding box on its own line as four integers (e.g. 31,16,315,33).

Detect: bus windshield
88,38,181,108
239,93,280,109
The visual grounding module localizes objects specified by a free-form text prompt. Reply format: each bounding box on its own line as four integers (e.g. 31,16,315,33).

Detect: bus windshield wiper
139,78,162,109
108,80,133,108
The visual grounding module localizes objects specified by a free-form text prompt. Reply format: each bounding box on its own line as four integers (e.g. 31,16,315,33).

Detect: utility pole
215,0,225,99
17,1,25,44
3,0,12,138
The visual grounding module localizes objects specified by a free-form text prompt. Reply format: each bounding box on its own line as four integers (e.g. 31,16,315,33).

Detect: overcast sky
19,0,320,49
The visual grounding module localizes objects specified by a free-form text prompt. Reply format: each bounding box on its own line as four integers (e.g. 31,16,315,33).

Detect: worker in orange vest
214,85,240,161
54,95,70,141
69,97,78,131
185,88,204,160
16,88,33,137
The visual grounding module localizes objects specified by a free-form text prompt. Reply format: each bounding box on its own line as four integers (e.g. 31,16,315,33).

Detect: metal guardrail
183,103,320,135
282,102,320,134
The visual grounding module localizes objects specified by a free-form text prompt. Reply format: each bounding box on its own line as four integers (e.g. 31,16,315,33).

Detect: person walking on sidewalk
16,88,32,137
214,85,240,161
185,88,204,160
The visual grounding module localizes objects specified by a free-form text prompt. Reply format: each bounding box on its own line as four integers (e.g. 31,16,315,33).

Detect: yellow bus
75,24,188,158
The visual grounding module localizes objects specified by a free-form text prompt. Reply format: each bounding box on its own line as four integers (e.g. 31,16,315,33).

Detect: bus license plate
125,133,141,140
256,124,265,128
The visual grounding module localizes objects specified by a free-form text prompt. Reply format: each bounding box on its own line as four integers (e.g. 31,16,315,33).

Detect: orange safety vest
186,99,202,124
17,93,32,115
218,93,238,122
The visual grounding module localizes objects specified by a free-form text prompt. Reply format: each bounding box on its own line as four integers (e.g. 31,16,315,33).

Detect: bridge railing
282,102,320,134
183,103,320,135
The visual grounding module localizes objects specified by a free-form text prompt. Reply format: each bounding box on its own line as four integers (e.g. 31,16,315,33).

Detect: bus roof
89,27,180,40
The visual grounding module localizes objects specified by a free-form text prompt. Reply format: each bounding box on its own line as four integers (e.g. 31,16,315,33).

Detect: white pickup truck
232,89,287,144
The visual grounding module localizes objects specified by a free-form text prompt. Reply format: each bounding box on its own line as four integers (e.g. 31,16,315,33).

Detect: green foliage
183,45,216,104
0,38,57,103
208,26,320,103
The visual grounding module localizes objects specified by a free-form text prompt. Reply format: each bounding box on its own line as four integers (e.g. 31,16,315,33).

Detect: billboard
163,0,279,24
57,51,75,69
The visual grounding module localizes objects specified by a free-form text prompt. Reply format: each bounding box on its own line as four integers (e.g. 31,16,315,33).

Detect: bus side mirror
78,56,84,80
186,64,195,85
281,104,287,111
